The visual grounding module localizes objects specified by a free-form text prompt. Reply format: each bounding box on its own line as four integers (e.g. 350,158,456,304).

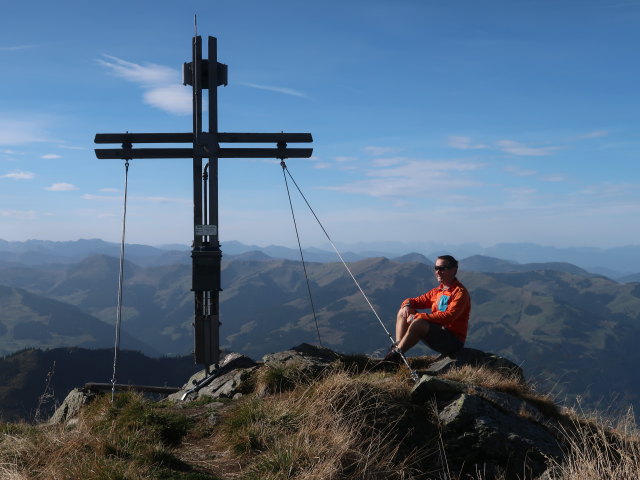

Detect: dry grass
217,371,436,479
546,408,640,479
0,392,208,480
2,361,640,480
440,364,563,418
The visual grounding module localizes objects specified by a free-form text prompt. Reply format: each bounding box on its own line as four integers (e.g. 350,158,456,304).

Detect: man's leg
397,317,430,353
395,306,416,343
395,307,409,343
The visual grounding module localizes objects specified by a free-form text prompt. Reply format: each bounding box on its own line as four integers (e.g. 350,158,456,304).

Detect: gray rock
410,375,466,404
437,393,562,479
48,388,96,425
426,348,524,381
169,352,258,402
262,343,342,372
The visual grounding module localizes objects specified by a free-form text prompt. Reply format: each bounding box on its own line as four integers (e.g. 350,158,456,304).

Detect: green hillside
0,284,157,356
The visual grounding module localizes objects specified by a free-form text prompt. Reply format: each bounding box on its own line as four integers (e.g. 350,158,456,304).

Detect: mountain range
1,239,640,414
3,238,640,278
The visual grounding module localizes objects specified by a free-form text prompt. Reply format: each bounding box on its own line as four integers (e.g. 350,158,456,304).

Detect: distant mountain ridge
3,238,640,278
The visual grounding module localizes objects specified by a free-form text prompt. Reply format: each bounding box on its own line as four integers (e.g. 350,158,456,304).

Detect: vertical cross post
190,36,224,372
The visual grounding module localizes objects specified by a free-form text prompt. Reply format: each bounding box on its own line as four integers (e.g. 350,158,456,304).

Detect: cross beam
94,35,313,372
94,132,313,159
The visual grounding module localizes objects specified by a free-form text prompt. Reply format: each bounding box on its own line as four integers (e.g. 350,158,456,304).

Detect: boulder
426,347,525,381
436,393,562,479
49,388,97,425
169,352,258,402
262,343,342,372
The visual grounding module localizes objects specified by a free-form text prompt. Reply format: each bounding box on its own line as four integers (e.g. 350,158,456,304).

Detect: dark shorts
423,322,464,356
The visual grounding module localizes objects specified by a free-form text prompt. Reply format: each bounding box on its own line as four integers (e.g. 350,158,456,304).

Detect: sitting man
384,255,471,365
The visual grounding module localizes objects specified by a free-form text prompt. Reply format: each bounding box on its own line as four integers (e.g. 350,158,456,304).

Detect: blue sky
1,0,639,250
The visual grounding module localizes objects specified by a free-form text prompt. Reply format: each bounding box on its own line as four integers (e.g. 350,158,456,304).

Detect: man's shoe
383,348,404,365
372,347,404,372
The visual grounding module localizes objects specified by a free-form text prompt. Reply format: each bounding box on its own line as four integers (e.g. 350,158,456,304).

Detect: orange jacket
401,279,471,342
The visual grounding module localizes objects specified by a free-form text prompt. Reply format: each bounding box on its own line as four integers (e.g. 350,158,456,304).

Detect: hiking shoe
373,348,404,372
383,348,404,365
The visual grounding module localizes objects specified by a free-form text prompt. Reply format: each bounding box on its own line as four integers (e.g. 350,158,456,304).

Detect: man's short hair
437,255,458,269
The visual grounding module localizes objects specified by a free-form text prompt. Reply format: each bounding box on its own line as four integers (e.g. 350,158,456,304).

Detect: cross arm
94,132,312,144
94,131,313,160
95,147,313,159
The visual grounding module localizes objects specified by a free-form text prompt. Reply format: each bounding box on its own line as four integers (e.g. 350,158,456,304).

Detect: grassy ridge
1,358,638,479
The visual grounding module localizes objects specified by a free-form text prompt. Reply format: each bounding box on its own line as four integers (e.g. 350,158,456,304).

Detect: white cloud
82,193,118,201
59,145,89,151
45,182,78,191
1,170,35,180
322,158,484,199
542,174,566,182
0,45,36,51
372,157,406,167
334,156,357,162
98,55,177,84
364,146,401,155
313,162,332,169
579,130,608,139
504,165,536,177
241,82,307,98
40,154,62,159
0,209,37,218
143,85,192,115
137,196,191,205
98,55,190,115
448,136,489,150
99,188,119,193
0,118,46,146
496,140,559,156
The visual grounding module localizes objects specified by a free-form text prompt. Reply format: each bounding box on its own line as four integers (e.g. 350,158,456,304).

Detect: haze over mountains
2,238,640,279
1,238,640,415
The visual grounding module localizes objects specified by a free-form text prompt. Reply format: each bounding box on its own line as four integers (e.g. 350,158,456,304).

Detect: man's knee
408,317,430,337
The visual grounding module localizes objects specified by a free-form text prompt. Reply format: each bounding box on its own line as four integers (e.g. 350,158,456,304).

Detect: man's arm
412,288,470,327
400,290,435,310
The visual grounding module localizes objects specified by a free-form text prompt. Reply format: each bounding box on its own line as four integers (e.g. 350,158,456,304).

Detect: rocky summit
42,343,632,479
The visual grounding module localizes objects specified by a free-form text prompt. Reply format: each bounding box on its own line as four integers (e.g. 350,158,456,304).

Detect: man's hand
400,304,416,320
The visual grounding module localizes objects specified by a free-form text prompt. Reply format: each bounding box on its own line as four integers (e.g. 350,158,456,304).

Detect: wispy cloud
496,140,559,156
334,156,357,162
504,165,536,177
448,136,489,150
99,187,119,193
82,193,190,205
98,55,191,115
0,117,47,146
364,146,401,156
322,158,484,199
45,182,78,191
82,193,116,201
40,154,62,159
542,174,566,182
0,209,37,218
1,170,35,180
241,82,307,98
59,145,89,151
578,130,608,139
0,45,36,51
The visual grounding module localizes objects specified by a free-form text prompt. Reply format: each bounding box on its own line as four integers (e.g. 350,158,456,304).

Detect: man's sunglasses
434,265,452,272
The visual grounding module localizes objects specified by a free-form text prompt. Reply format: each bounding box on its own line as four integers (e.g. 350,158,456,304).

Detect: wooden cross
95,35,313,372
